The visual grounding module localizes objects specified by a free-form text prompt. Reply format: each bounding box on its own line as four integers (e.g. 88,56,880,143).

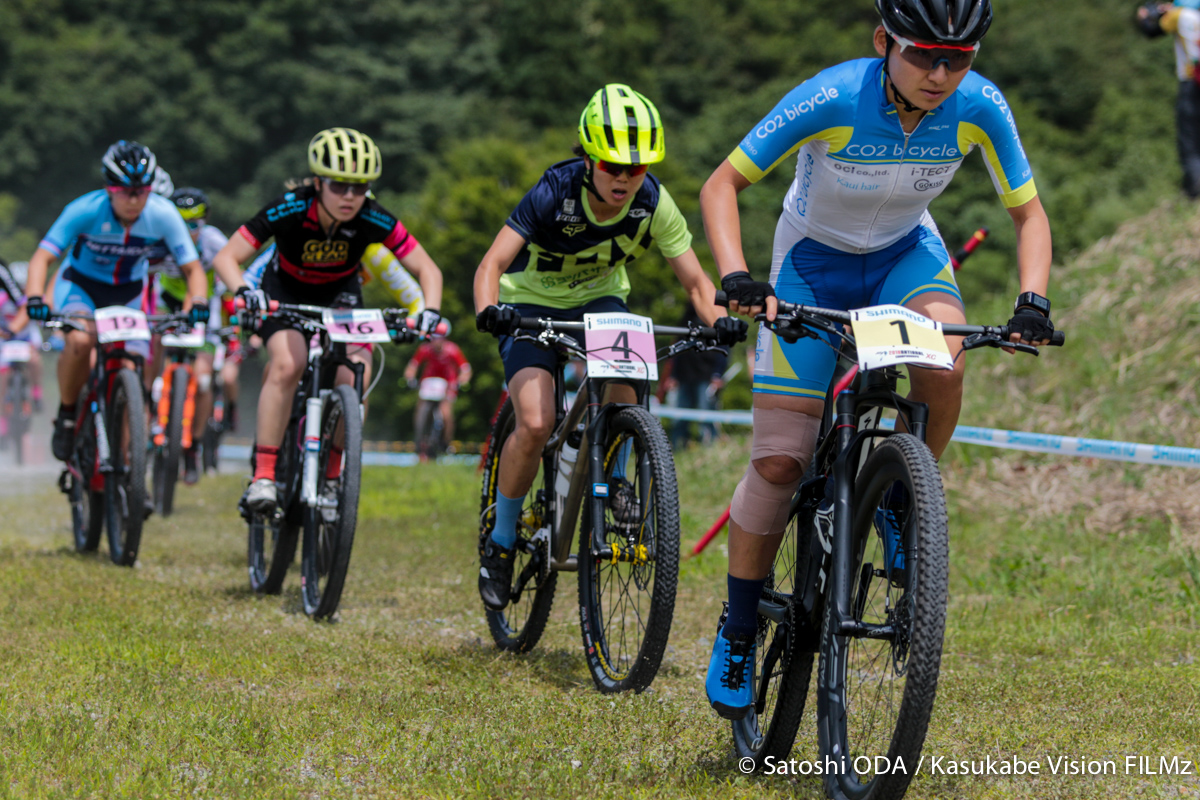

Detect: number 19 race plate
850,304,954,371
584,313,658,381
321,308,391,343
94,306,151,344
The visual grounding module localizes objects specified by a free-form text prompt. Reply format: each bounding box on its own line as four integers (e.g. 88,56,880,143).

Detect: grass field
0,438,1197,800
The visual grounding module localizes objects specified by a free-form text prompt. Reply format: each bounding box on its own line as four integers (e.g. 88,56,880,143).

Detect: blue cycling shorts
53,267,150,358
753,220,962,401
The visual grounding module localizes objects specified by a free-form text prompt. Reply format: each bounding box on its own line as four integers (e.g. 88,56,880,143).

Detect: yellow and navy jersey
499,158,692,309
730,58,1037,254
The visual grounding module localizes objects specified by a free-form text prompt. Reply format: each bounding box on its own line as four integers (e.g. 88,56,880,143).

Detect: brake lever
962,333,1040,356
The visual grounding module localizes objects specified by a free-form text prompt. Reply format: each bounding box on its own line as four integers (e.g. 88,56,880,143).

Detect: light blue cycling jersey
39,190,199,286
730,58,1037,255
242,243,273,290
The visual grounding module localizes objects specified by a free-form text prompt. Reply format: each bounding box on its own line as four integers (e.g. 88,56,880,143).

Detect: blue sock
489,489,523,550
611,439,635,481
723,574,766,639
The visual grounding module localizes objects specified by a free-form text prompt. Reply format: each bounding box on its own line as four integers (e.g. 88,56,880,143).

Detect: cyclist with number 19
473,84,747,612
213,127,445,514
19,141,209,464
699,0,1055,731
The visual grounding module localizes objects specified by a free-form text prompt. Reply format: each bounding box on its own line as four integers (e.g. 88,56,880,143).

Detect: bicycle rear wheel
816,434,948,800
300,384,361,619
478,397,557,653
732,481,819,765
247,427,300,594
152,368,186,517
577,406,680,694
105,368,148,567
67,387,103,553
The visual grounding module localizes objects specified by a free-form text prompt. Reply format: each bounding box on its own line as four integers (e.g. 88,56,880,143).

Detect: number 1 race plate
94,306,151,344
322,308,391,343
584,312,658,381
850,304,954,371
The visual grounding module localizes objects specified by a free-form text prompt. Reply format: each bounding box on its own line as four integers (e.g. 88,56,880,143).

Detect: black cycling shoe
51,408,77,462
183,447,199,486
478,538,515,611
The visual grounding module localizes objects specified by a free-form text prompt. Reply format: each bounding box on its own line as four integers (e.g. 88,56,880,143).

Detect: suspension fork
583,379,612,557
301,348,325,508
830,388,867,637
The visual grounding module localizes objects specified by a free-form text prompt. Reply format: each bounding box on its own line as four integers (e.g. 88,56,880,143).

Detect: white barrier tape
651,406,1200,469
216,444,476,468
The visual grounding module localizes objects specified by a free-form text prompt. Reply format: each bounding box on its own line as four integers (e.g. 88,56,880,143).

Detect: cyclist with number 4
473,84,747,611
698,0,1055,721
214,127,444,514
19,141,209,464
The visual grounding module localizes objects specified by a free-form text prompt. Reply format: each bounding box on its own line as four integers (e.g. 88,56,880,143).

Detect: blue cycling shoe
705,624,756,720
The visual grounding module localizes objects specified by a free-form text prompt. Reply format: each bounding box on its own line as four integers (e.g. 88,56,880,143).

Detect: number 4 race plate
850,304,954,371
321,308,391,343
584,312,658,381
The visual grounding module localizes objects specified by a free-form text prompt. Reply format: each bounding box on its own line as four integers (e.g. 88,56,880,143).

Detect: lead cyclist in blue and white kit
20,141,209,462
699,0,1056,718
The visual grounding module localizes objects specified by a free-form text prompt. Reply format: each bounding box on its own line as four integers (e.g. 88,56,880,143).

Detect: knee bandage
729,408,821,535
197,373,212,393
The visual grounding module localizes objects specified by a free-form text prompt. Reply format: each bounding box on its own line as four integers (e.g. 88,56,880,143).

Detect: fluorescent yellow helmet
308,127,383,182
578,84,666,166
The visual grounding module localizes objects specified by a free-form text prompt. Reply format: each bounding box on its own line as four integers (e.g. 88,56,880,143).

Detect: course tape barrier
216,444,478,468
651,406,1200,469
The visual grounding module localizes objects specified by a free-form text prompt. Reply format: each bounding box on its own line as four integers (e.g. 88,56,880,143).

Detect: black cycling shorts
257,265,364,343
497,295,629,383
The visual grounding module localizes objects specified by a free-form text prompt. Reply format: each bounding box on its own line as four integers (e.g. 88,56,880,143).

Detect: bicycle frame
155,354,197,450
70,344,145,492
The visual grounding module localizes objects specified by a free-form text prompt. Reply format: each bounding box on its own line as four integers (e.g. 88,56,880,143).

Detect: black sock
723,574,767,640
58,403,76,419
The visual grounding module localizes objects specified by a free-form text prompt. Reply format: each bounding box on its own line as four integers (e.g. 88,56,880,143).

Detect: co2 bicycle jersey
730,58,1037,255
39,190,198,285
499,159,692,309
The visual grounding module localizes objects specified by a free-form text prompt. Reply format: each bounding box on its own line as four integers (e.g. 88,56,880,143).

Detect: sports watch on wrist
1014,291,1051,316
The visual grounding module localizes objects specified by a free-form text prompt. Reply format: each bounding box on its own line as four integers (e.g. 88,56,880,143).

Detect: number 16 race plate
850,304,954,371
584,312,658,381
321,308,391,343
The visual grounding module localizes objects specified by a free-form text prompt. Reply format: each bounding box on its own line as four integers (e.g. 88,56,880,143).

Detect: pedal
57,468,73,495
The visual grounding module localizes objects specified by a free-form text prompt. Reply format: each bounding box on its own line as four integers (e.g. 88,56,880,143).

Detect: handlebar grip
714,290,729,308
403,318,450,336
1050,330,1066,346
233,298,279,312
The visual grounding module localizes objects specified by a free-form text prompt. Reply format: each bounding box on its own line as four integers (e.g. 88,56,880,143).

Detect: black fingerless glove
1007,307,1055,342
25,296,50,322
188,299,210,325
720,271,774,309
714,316,749,346
475,304,519,337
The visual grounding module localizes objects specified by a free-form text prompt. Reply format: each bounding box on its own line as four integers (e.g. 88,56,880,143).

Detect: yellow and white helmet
308,127,383,182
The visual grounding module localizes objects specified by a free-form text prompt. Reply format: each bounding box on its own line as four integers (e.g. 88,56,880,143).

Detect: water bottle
555,427,583,500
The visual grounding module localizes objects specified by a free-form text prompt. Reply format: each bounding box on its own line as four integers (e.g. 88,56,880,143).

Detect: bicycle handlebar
712,290,1065,350
513,317,721,340
234,299,449,338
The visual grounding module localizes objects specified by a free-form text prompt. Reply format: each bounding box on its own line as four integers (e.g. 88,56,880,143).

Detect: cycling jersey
159,224,229,301
237,185,418,289
1162,6,1200,80
39,190,198,286
730,58,1037,254
242,242,424,314
499,159,693,308
409,340,468,384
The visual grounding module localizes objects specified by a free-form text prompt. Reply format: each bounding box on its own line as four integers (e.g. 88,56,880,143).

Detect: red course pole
690,506,731,558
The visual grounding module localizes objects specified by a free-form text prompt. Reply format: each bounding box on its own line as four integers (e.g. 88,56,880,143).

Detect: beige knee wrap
729,408,821,536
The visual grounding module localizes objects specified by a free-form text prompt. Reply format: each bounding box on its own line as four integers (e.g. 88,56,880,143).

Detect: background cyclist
0,262,46,419
213,127,445,514
699,0,1056,719
19,141,208,463
473,83,747,611
403,333,471,460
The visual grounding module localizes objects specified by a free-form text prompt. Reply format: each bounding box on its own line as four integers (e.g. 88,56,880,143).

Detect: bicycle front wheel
300,384,361,619
153,368,186,517
577,406,680,694
816,433,948,800
105,368,148,567
478,397,557,653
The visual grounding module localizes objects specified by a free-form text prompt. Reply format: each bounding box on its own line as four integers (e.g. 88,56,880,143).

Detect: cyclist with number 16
213,127,445,514
699,0,1056,727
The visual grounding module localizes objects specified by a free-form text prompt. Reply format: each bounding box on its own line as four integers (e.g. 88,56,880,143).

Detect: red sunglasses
106,185,152,197
596,160,648,178
890,33,978,72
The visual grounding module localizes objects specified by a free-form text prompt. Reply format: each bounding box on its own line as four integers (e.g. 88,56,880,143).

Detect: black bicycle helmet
101,140,158,188
876,0,993,47
171,187,210,220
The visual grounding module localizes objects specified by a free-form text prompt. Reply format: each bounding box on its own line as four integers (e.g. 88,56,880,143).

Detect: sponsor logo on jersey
914,179,945,191
562,224,587,236
555,213,584,223
360,208,395,230
340,227,356,239
83,240,153,258
755,86,840,139
563,199,576,215
266,198,308,222
627,208,650,219
301,239,350,266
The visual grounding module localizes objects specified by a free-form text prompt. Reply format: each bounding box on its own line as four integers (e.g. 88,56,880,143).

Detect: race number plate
322,308,391,343
0,340,33,363
162,323,206,349
850,304,953,371
94,306,151,344
584,312,658,381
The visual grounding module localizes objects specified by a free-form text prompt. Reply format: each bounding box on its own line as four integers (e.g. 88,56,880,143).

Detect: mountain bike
414,377,453,460
50,308,190,565
241,302,436,619
0,338,35,464
720,294,1064,799
479,312,733,693
151,320,207,516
